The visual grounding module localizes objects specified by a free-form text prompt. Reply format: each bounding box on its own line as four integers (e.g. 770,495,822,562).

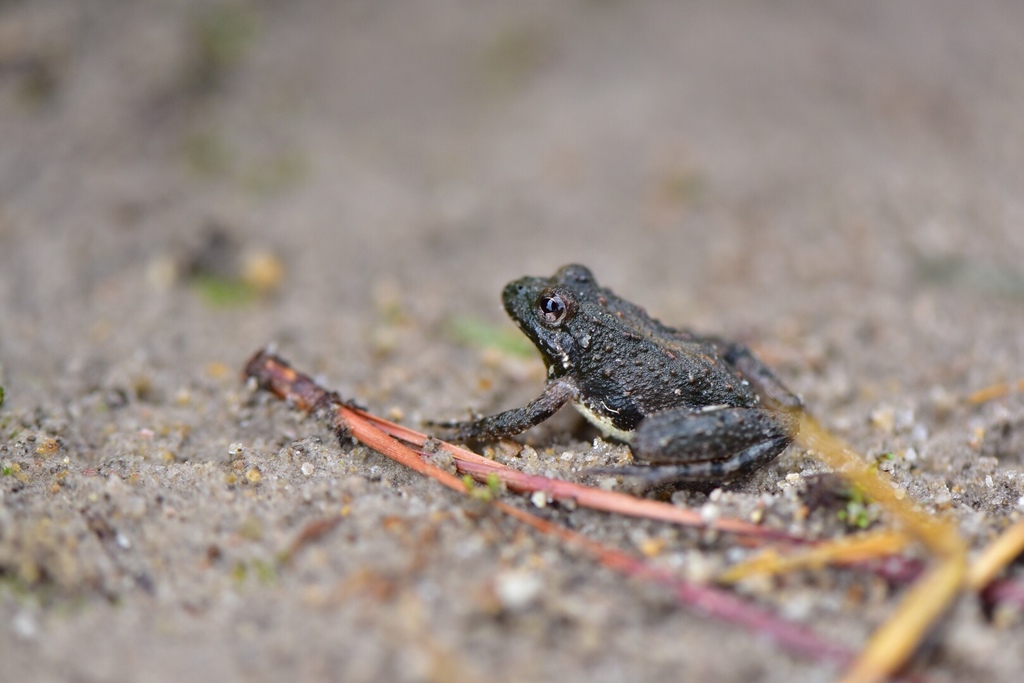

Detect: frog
434,264,802,487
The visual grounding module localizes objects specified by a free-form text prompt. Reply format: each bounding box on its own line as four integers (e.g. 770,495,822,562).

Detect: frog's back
572,301,760,420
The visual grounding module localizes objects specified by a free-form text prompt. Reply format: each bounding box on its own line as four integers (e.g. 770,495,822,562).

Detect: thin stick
981,578,1024,611
797,414,967,683
243,349,854,667
967,518,1024,591
718,530,910,584
358,408,796,541
965,378,1024,405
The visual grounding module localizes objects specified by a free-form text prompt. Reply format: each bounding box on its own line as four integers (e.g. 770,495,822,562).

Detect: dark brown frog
437,264,801,487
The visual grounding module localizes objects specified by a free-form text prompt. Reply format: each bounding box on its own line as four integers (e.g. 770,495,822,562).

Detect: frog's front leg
610,406,796,487
432,380,577,441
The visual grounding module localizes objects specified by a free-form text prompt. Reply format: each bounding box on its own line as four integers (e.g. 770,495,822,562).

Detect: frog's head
501,264,597,377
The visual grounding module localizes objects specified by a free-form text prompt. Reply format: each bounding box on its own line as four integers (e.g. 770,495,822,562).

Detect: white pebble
494,571,543,611
301,462,314,476
12,610,38,639
910,423,929,444
700,502,720,522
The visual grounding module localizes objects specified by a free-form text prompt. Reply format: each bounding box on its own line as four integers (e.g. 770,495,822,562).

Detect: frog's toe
424,417,465,430
421,416,461,436
426,420,477,442
587,465,655,480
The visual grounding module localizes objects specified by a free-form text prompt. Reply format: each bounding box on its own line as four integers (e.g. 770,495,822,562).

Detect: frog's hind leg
603,406,796,487
608,434,792,487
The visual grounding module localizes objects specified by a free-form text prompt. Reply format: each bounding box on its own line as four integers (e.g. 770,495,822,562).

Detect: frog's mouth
501,278,545,335
502,277,576,376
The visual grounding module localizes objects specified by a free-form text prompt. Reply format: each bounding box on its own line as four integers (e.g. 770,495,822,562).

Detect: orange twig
354,407,795,542
965,378,1024,405
243,349,854,667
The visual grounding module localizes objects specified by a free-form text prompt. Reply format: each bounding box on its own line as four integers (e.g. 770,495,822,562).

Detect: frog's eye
538,291,569,325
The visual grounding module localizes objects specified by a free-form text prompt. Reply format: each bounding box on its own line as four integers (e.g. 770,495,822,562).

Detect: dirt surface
3,2,1024,681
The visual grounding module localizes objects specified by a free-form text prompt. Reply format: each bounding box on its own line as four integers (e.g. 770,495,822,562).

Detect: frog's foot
425,416,508,443
589,435,792,488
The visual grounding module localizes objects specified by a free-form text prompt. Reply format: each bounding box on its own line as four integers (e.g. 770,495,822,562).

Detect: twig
967,518,1024,590
354,406,796,542
281,515,345,565
797,414,967,683
243,349,854,667
718,530,910,584
981,578,1024,612
965,378,1024,405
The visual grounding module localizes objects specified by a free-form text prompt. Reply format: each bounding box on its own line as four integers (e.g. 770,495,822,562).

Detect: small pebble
300,462,314,476
700,502,720,522
910,423,928,444
494,570,543,611
870,407,895,434
12,610,38,640
241,247,285,294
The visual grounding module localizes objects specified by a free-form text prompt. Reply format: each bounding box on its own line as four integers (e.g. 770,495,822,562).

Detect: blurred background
3,1,1022,379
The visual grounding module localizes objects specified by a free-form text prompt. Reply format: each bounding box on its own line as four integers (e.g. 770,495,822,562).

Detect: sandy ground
2,1,1024,681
